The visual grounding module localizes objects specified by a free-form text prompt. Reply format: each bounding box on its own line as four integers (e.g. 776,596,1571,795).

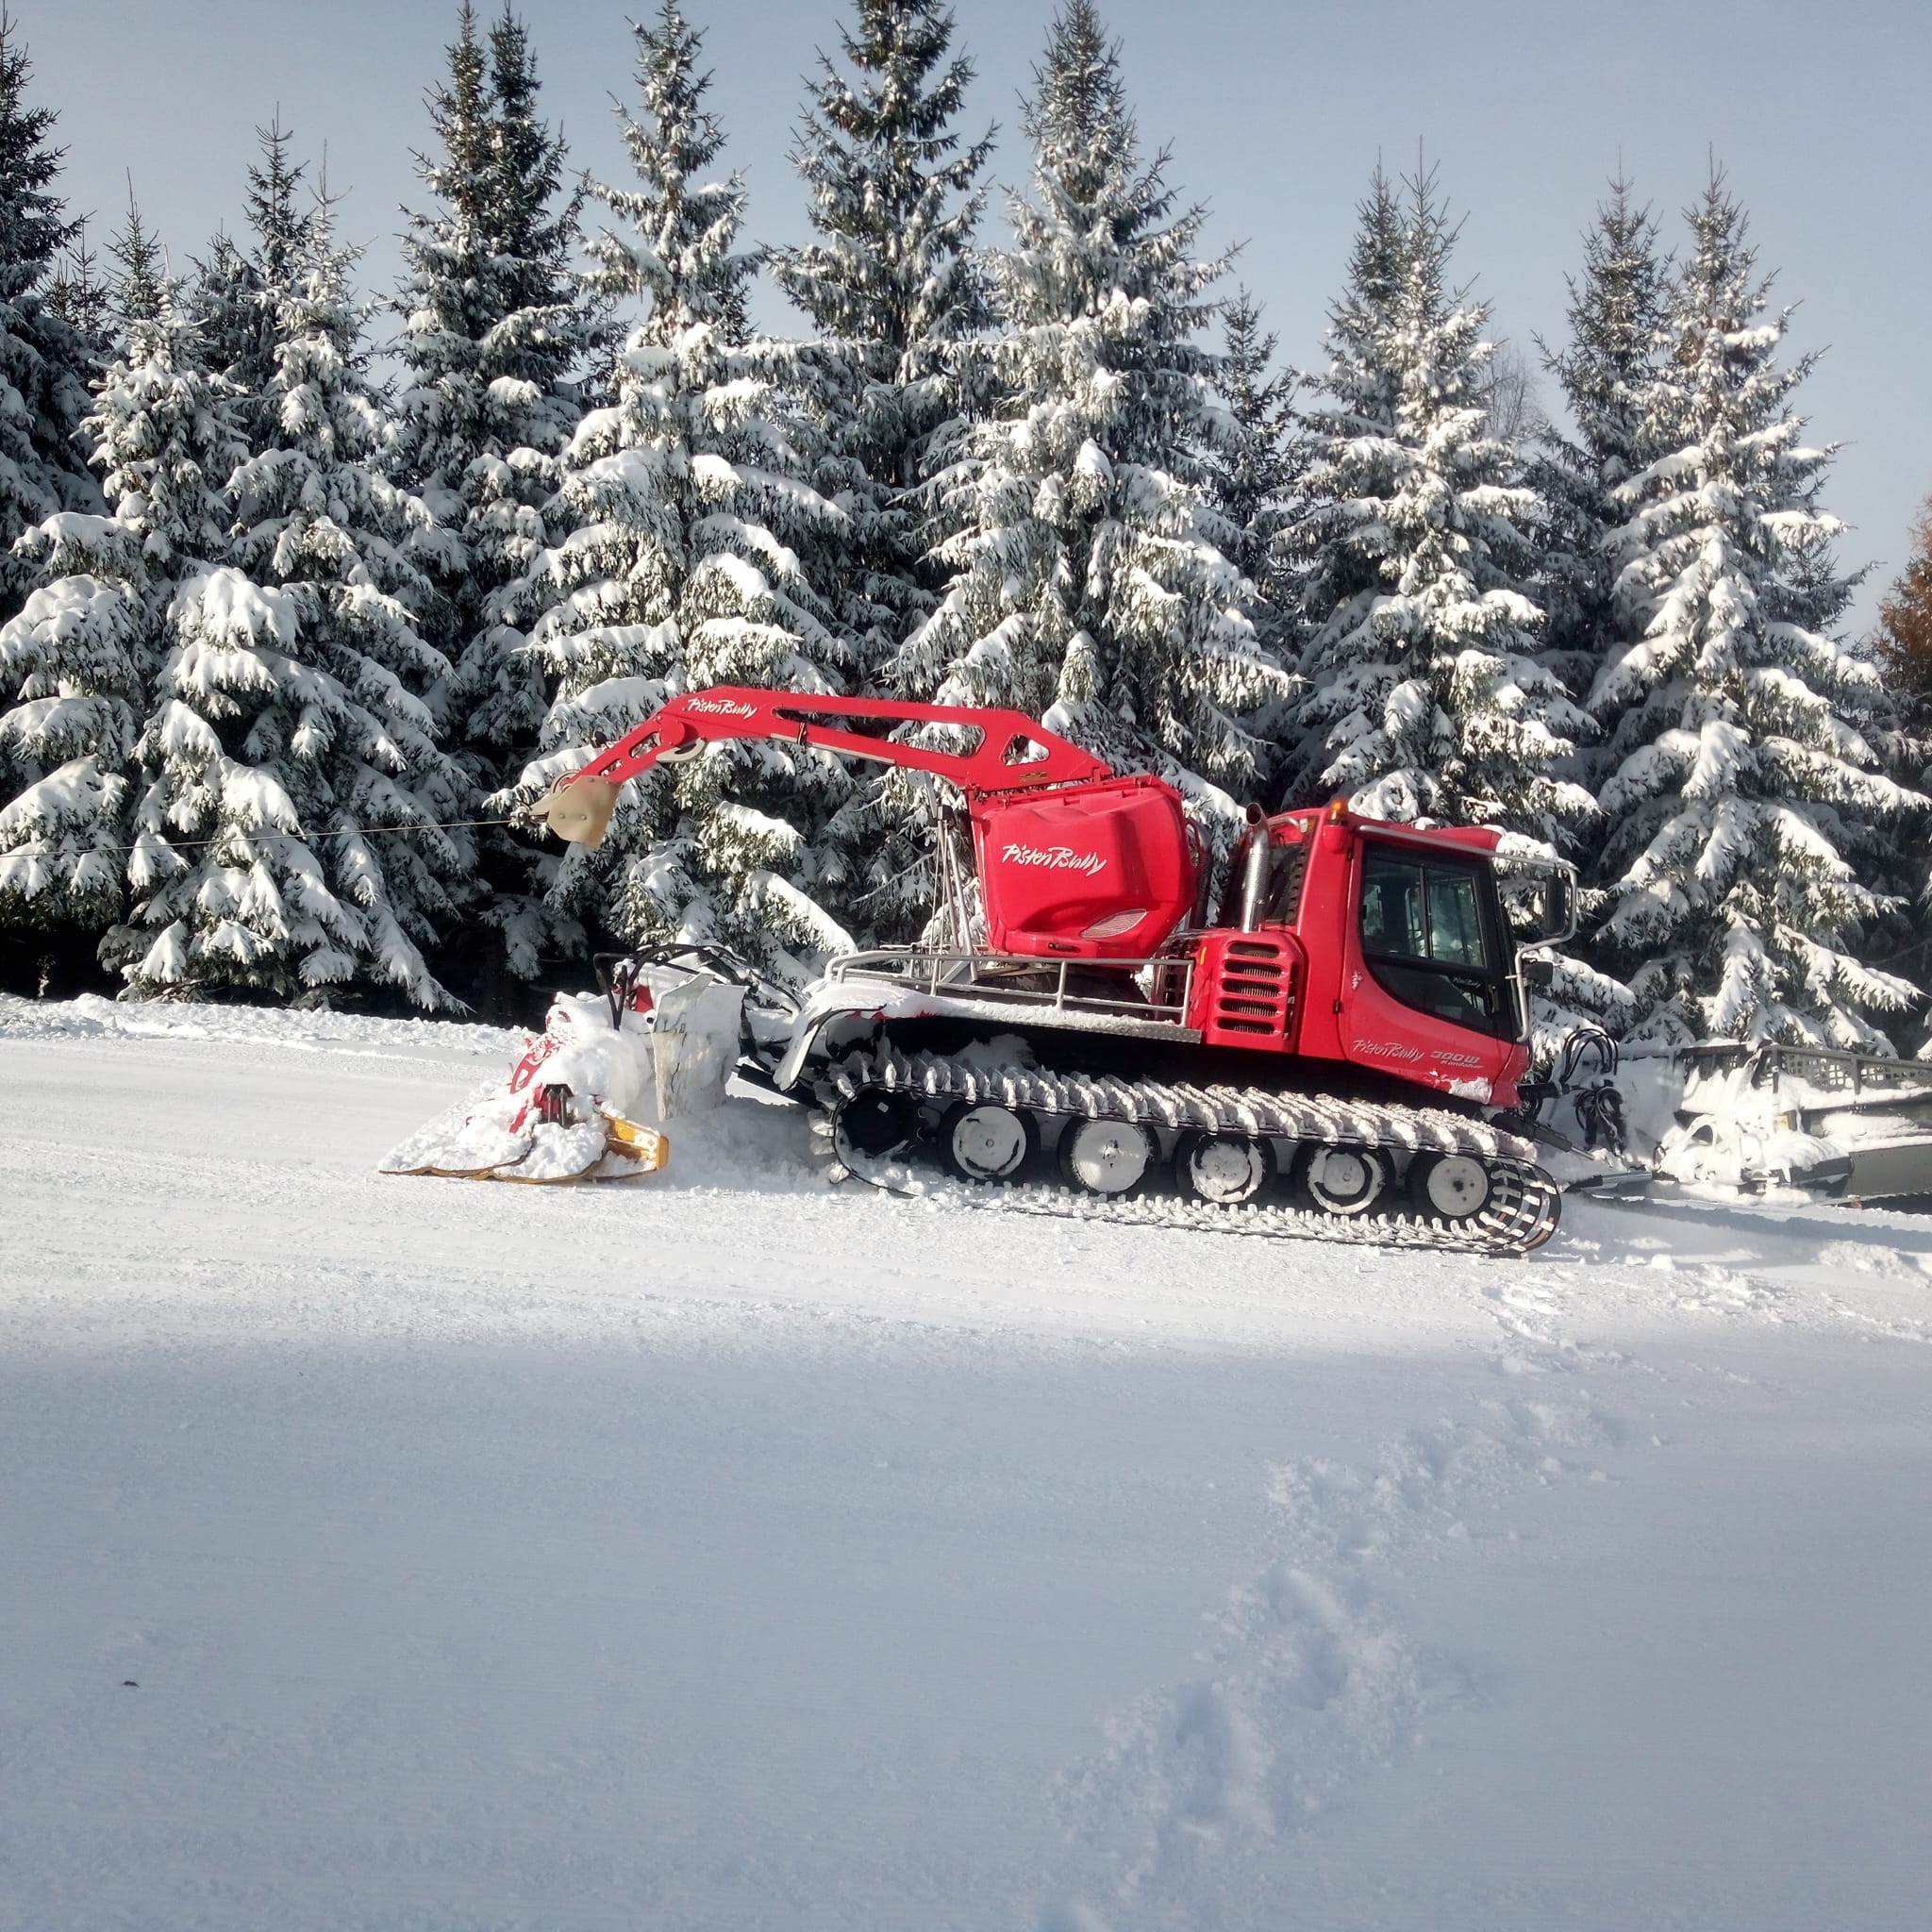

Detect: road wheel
1058,1117,1154,1196
1292,1141,1390,1216
941,1102,1036,1183
1178,1133,1273,1205
831,1091,917,1171
1407,1151,1493,1221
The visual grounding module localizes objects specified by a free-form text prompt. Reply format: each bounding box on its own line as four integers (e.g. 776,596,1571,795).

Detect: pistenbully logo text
1001,842,1107,876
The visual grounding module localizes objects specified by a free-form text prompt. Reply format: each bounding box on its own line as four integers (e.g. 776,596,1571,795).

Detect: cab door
1340,840,1522,1103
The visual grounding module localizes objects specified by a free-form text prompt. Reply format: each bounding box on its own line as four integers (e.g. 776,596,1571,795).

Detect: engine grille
1212,936,1293,1037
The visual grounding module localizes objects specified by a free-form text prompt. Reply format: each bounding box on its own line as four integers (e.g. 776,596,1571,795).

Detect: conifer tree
774,0,994,675
500,1,853,971
0,11,100,616
105,217,467,1007
107,195,170,335
1288,166,1591,849
1876,497,1932,702
1208,287,1301,668
1535,177,1670,725
45,215,110,356
184,230,255,387
902,0,1282,807
1867,498,1932,1024
394,2,591,985
186,117,316,443
1,287,242,938
0,512,146,931
1589,176,1917,1048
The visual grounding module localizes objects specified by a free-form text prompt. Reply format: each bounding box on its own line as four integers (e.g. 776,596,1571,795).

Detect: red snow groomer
525,685,1578,1254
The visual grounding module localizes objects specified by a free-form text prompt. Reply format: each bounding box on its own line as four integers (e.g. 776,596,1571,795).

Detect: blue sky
30,0,1932,628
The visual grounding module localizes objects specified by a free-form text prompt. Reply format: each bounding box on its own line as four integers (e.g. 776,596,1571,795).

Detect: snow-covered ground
3,994,1929,1932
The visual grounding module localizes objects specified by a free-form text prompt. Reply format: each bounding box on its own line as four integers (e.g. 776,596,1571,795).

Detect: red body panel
1333,949,1524,1106
1174,808,1528,1107
1274,816,1353,1064
972,777,1195,959
1245,810,1528,1107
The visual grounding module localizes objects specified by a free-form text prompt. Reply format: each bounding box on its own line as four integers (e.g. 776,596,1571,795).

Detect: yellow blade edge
602,1111,670,1173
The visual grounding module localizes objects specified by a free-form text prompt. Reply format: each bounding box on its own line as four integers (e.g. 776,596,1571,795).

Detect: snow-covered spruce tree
106,196,171,337
1287,166,1591,850
184,231,255,387
772,0,996,941
0,272,242,941
394,2,592,987
773,0,994,678
45,216,110,360
105,219,468,1008
0,12,99,621
1534,177,1670,736
499,1,854,972
186,116,315,444
901,0,1284,815
1588,175,1918,1049
1867,498,1932,1024
1208,286,1302,671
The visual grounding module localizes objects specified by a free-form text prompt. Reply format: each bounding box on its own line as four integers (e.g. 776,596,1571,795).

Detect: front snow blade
487,1121,610,1183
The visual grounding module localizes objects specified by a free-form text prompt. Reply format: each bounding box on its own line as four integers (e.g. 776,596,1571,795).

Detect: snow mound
0,991,524,1060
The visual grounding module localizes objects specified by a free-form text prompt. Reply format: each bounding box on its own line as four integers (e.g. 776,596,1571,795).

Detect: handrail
830,945,1195,1024
1679,1040,1932,1110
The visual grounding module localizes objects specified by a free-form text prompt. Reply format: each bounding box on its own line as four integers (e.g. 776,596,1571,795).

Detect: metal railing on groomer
1678,1040,1932,1110
829,946,1197,1026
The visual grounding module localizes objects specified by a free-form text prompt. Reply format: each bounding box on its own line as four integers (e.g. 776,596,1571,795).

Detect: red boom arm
537,686,1114,847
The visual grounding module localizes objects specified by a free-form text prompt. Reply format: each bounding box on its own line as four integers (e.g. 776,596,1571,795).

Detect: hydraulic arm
536,687,1114,846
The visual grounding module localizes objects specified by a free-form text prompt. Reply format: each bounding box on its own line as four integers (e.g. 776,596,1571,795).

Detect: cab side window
1359,850,1426,957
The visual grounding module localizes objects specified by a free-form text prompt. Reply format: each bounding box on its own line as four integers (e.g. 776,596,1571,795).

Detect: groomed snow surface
3,996,1929,1932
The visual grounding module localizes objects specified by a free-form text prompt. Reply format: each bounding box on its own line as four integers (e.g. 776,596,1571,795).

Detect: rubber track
814,1043,1562,1256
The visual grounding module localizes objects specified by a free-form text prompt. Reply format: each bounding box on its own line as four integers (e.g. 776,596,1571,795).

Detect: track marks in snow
1811,1237,1932,1281
1043,1275,1641,1930
1819,1292,1932,1349
1048,1489,1452,1926
1804,1241,1932,1344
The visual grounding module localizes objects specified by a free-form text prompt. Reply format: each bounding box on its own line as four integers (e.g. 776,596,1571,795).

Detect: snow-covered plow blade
379,957,747,1186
